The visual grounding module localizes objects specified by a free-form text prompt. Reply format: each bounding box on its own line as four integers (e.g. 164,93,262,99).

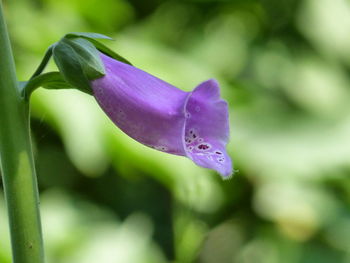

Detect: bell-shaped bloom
91,53,233,178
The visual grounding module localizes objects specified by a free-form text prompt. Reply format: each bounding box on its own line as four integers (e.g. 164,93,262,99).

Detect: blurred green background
1,0,350,262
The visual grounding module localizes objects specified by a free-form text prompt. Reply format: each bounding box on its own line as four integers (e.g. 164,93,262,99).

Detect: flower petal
183,79,233,178
92,53,233,178
92,53,188,155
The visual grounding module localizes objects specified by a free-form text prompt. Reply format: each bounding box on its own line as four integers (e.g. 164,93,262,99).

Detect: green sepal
53,40,95,95
52,35,113,94
62,37,105,80
65,32,113,40
84,38,132,65
64,31,132,65
21,72,75,99
22,32,133,100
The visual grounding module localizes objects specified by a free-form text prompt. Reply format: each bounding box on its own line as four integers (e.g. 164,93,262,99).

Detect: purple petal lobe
183,79,233,178
92,53,187,155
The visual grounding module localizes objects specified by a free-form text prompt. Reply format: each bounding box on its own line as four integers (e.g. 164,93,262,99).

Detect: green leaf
62,38,105,80
65,32,113,40
52,41,93,95
21,72,75,99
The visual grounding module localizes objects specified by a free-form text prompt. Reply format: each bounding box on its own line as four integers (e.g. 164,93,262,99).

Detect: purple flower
91,53,233,178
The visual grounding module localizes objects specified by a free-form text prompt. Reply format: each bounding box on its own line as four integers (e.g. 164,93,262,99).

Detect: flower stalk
0,2,45,263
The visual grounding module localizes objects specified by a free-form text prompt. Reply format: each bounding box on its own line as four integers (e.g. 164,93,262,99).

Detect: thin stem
0,2,45,263
29,45,53,80
22,71,72,99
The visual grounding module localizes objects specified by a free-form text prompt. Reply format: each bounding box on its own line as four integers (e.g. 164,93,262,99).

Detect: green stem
0,2,45,263
22,71,73,100
29,45,53,80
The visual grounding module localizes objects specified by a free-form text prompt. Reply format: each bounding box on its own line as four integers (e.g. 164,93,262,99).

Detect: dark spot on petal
217,157,225,163
185,137,193,144
198,144,210,150
216,151,222,155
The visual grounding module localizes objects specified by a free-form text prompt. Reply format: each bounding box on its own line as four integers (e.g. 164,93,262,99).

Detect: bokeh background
1,0,350,262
